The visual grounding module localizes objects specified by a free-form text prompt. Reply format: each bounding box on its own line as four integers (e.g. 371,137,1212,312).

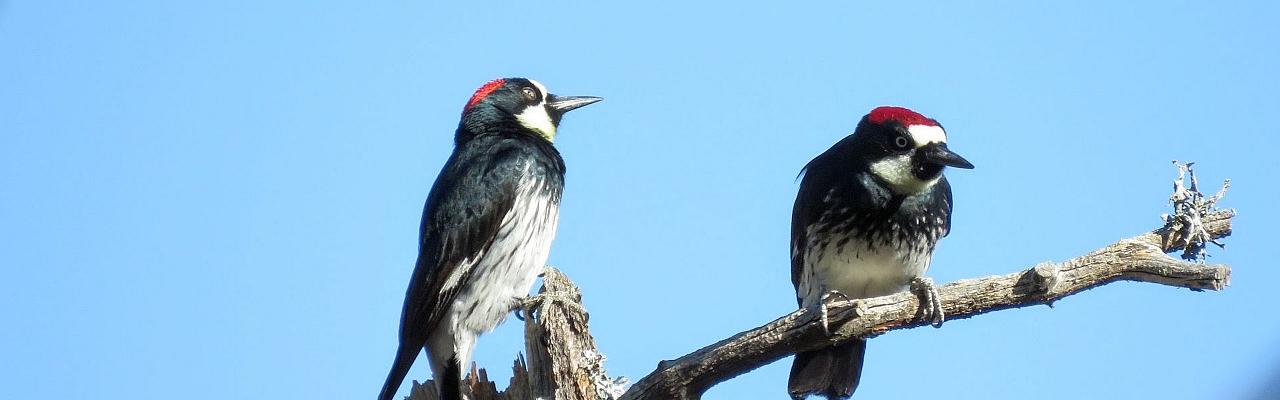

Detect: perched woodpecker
378,78,601,400
788,106,973,399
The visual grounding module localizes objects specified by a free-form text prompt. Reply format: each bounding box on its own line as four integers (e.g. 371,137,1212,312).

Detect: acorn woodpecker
788,106,973,399
378,78,601,400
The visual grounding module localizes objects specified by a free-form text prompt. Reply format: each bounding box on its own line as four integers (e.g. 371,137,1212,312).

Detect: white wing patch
439,256,479,293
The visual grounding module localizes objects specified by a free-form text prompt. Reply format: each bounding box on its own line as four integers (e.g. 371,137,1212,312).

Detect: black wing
790,156,854,305
380,138,525,400
405,141,528,340
790,170,817,301
791,137,860,299
933,176,954,238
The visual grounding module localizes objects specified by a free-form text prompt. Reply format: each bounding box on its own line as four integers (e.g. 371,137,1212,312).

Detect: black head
844,106,974,194
457,78,602,144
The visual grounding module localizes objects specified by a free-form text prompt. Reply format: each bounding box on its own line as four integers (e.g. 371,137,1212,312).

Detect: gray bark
619,209,1233,400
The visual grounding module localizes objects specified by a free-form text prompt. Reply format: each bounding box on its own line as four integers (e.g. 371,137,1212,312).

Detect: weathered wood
617,178,1234,400
523,267,617,400
407,267,620,400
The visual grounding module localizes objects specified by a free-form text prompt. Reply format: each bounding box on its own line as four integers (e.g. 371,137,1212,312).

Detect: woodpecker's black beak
920,143,974,169
547,95,603,114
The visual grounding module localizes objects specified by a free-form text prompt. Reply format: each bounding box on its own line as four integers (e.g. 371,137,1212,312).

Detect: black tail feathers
787,339,867,399
378,344,421,400
379,350,463,400
439,355,462,400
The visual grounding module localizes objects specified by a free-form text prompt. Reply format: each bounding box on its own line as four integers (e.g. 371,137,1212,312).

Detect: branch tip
1162,161,1231,262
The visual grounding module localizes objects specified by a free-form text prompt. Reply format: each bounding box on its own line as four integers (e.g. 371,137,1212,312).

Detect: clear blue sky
2,1,1278,399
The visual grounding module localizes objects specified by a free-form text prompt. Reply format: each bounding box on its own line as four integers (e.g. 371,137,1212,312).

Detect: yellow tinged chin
515,106,557,143
869,154,939,195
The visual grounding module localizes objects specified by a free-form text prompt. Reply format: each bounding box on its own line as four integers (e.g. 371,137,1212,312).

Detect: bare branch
619,201,1234,398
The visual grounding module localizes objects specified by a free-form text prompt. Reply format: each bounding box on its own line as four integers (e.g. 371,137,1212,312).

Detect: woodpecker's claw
819,290,852,336
513,296,530,321
911,276,945,327
517,292,587,322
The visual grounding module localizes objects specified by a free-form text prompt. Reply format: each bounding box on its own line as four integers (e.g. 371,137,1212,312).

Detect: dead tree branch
407,267,625,400
618,165,1234,400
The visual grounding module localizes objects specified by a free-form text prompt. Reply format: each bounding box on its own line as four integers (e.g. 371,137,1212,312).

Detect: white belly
424,171,562,387
450,178,560,336
799,236,931,306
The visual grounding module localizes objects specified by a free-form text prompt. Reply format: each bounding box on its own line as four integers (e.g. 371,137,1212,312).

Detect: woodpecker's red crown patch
464,79,507,112
868,106,938,127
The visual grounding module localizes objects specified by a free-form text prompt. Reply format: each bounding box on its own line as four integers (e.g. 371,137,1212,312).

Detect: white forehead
907,124,947,146
528,79,549,102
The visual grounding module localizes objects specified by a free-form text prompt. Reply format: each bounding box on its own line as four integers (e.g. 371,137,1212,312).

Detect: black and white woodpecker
788,106,973,399
378,78,601,400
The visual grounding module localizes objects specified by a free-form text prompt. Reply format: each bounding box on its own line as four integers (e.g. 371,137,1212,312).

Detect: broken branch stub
407,267,624,400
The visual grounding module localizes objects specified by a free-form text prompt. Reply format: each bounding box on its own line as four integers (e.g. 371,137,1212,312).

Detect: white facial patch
515,79,557,142
869,153,941,195
907,124,947,147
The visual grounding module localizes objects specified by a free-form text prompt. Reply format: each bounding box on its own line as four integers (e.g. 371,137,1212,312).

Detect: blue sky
2,1,1278,399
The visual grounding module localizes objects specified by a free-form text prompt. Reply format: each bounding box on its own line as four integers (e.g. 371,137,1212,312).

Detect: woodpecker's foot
513,296,530,321
819,290,851,336
518,292,587,321
911,276,945,327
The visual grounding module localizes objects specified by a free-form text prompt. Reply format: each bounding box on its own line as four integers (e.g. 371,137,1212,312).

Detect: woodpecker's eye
521,87,538,102
894,135,911,149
